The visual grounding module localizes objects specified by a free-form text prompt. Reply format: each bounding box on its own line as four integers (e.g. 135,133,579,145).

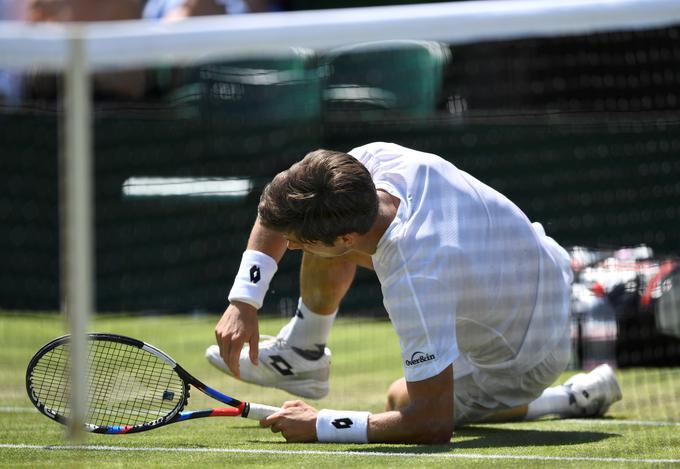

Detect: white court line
0,444,679,464
0,407,37,413
560,418,680,427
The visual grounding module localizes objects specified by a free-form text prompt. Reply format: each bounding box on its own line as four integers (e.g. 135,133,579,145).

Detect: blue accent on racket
26,333,280,434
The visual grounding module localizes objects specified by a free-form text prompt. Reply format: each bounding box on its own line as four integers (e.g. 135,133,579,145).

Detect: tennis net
1,0,679,434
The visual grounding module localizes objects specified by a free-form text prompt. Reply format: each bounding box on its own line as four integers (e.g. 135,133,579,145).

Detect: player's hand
214,301,259,378
261,400,319,443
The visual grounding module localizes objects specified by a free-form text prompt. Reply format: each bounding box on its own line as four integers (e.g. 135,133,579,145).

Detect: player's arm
214,217,288,377
244,216,289,259
368,364,454,443
261,364,454,444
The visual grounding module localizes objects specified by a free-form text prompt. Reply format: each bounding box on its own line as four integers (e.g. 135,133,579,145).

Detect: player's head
258,149,379,246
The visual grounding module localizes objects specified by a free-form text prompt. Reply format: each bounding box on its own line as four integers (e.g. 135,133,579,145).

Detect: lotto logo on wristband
228,251,277,310
331,418,353,429
317,409,370,443
249,265,261,283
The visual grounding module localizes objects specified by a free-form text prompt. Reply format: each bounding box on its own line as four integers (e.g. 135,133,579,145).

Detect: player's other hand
214,301,259,378
261,400,319,443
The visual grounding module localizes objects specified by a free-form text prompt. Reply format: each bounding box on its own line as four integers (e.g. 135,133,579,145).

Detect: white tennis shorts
452,325,571,425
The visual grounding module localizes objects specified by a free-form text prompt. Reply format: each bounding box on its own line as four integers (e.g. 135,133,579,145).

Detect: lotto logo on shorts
405,351,435,367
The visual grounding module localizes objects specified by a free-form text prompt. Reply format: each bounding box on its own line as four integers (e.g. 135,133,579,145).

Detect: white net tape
1,0,680,71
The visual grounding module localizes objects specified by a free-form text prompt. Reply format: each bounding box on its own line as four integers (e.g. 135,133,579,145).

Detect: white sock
278,298,337,353
525,386,575,420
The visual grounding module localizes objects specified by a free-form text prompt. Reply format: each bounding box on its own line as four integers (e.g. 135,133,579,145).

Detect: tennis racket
26,333,281,434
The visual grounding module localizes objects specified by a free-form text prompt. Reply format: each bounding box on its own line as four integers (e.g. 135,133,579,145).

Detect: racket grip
245,403,281,420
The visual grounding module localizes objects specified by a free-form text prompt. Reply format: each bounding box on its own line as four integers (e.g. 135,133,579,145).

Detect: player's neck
356,190,400,255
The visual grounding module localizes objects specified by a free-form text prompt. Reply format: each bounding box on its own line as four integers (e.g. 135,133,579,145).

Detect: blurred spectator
28,0,143,22
143,0,284,20
26,0,148,100
0,0,27,106
7,0,286,102
18,0,278,99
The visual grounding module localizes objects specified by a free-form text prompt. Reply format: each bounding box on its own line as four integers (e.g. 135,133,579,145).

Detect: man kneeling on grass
207,142,622,443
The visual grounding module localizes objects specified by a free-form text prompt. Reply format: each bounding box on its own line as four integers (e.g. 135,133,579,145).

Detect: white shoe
563,364,622,417
205,337,330,399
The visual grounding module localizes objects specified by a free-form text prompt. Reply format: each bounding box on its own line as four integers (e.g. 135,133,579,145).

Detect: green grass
1,312,680,468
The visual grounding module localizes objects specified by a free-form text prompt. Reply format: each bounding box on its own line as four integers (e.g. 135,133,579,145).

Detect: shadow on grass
453,426,619,449
347,426,619,454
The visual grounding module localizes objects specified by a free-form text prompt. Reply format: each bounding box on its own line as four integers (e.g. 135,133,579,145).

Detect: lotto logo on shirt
405,351,435,367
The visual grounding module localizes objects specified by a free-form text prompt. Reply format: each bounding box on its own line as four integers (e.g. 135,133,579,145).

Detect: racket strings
30,345,72,416
29,339,186,427
86,341,185,426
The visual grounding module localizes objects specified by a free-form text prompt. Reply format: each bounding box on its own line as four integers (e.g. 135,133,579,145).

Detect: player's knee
300,292,339,314
385,377,409,411
300,255,356,313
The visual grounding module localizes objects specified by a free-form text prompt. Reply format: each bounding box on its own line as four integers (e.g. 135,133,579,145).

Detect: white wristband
227,250,278,310
316,409,371,443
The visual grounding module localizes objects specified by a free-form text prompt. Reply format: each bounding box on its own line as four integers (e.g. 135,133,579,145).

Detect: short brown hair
258,149,379,245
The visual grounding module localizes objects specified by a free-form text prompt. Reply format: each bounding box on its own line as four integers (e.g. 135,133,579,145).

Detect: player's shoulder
348,142,405,158
349,143,445,165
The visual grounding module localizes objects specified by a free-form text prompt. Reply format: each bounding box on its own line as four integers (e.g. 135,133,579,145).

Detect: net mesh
2,0,680,448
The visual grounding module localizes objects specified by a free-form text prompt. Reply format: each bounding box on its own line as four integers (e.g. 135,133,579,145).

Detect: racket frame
26,333,274,434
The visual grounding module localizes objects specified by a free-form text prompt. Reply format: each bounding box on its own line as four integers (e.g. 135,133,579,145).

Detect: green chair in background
163,48,322,125
320,40,451,119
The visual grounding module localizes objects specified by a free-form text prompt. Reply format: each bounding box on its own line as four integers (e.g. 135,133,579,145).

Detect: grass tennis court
1,312,679,467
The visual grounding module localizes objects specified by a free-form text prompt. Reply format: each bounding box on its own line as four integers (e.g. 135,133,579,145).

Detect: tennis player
207,142,622,443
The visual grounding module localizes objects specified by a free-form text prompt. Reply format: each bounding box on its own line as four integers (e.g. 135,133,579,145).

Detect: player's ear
339,233,357,247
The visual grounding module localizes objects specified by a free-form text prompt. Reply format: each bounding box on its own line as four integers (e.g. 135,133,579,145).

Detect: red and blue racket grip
101,405,245,434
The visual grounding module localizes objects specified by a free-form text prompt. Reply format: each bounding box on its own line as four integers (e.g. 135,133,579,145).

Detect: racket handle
245,403,281,420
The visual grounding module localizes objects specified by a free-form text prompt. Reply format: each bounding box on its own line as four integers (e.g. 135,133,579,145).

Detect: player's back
351,142,571,372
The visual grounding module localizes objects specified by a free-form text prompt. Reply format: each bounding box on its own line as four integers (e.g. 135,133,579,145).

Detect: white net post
62,28,93,441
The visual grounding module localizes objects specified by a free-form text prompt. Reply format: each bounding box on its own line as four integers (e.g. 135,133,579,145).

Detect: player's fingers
216,337,230,368
269,422,281,434
260,409,285,427
226,337,243,379
249,333,259,366
215,329,231,364
282,400,305,409
259,416,272,428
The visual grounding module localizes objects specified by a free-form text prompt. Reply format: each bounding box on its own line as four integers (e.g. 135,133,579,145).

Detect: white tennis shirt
349,143,573,382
